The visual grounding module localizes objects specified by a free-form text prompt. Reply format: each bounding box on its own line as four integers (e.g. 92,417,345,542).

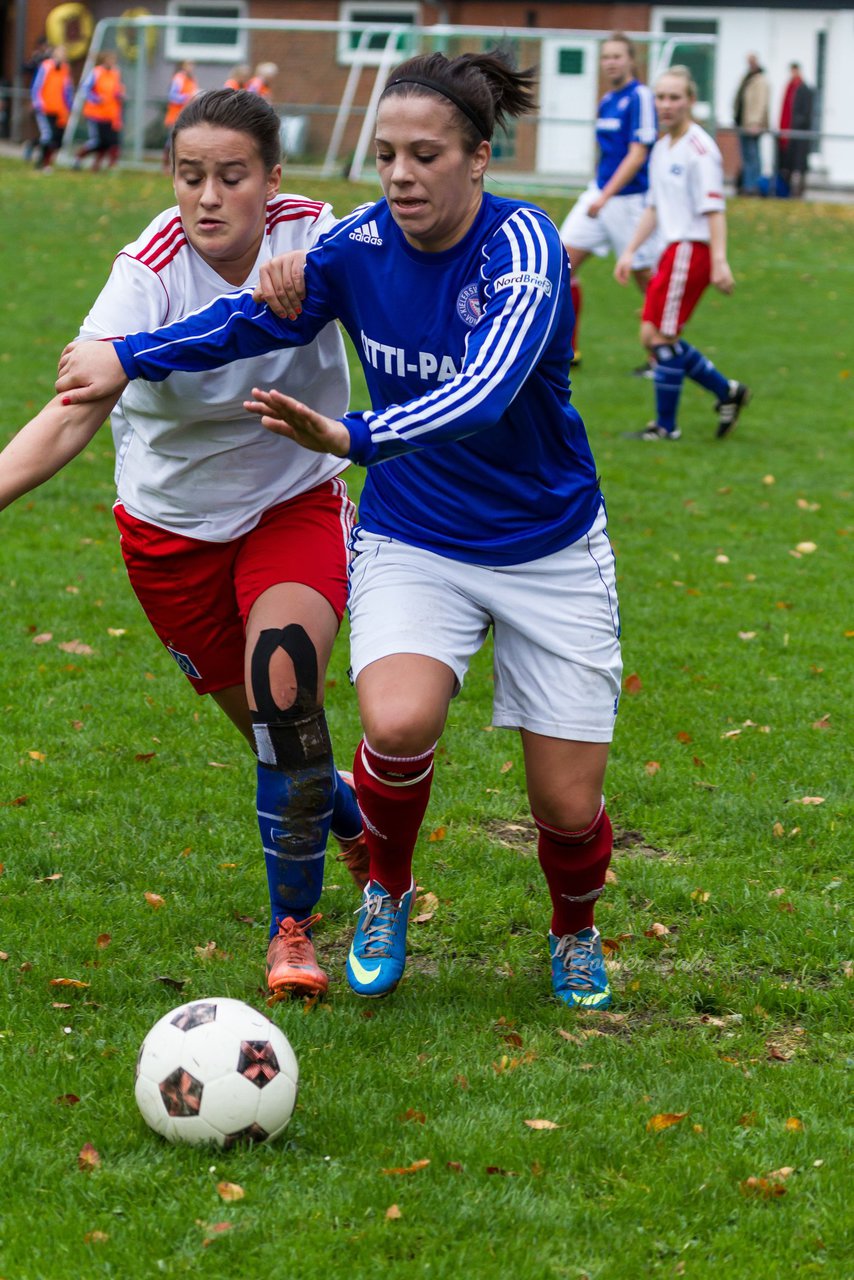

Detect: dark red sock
351,738,434,899
535,801,612,936
570,278,583,355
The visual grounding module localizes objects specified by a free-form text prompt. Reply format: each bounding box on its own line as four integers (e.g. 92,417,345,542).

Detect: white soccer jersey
77,197,350,541
648,123,726,247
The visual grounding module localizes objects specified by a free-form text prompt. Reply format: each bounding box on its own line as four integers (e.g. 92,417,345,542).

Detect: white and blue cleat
346,878,415,998
549,926,612,1010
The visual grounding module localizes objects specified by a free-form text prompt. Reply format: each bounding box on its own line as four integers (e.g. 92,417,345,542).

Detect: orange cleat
334,771,370,891
265,913,328,999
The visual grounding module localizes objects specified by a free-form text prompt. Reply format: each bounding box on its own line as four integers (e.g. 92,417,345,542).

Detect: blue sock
256,760,333,937
653,344,686,433
331,768,362,842
680,340,730,400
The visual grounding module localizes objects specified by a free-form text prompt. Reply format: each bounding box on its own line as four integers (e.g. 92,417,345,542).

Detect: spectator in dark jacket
777,63,814,198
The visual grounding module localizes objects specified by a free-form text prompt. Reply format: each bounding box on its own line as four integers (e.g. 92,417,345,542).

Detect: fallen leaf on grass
646,1112,688,1133
0,795,28,807
50,978,89,989
399,1109,426,1125
623,673,643,695
644,922,670,938
381,1159,430,1176
486,1166,518,1176
524,1119,560,1131
811,715,831,730
95,933,111,949
739,1175,788,1199
78,1143,101,1172
385,1204,402,1220
604,868,618,885
785,1117,804,1132
216,1181,244,1202
153,975,188,990
194,941,229,961
28,751,46,763
797,796,825,805
795,542,817,554
107,627,126,637
499,761,513,774
59,640,95,655
83,1231,109,1244
691,889,711,903
200,1222,234,1246
144,892,166,909
644,761,660,776
446,1161,464,1173
135,752,157,763
493,1051,537,1074
0,951,8,962
428,827,446,842
32,632,53,645
55,1094,80,1106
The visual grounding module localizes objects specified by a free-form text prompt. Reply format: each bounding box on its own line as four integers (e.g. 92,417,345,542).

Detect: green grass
0,161,851,1279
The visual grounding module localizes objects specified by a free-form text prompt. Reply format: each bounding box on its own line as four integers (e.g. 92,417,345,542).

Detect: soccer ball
135,997,298,1147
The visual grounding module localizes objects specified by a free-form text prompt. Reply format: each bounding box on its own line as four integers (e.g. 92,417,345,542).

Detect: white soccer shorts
347,504,622,743
560,185,661,271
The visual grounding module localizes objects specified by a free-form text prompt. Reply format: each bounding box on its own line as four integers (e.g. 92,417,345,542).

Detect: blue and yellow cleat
549,926,612,1010
346,878,414,998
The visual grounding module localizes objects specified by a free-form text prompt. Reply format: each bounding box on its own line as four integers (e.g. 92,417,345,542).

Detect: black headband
385,75,491,140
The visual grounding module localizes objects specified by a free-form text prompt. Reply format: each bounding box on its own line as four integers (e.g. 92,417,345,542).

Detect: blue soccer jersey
596,79,658,195
113,192,602,567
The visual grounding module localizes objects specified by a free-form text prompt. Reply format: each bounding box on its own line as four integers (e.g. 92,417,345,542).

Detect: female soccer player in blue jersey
57,51,623,1010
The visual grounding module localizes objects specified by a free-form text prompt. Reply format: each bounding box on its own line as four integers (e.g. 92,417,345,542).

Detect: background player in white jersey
559,32,660,368
57,51,623,1013
614,66,750,440
0,90,367,1000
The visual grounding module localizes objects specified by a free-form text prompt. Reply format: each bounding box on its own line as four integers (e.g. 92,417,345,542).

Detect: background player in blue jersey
559,33,660,369
57,51,624,1011
1,90,367,1001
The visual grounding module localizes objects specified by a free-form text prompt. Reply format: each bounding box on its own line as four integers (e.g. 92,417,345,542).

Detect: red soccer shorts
114,477,354,695
642,240,711,336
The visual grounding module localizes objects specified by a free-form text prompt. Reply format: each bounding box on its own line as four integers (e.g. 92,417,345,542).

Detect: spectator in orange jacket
224,63,251,91
30,43,73,171
76,51,126,170
246,62,278,99
162,61,198,169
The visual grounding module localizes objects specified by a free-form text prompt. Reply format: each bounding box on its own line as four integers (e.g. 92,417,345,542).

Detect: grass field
0,159,851,1279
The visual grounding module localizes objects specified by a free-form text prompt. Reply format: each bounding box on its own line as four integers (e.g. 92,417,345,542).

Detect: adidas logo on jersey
349,218,383,246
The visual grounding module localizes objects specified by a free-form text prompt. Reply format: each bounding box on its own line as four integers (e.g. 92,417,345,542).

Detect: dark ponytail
382,49,537,152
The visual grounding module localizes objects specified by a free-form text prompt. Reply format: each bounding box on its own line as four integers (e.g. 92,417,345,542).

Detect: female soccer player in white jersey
56,52,623,1010
0,90,369,1001
614,66,751,441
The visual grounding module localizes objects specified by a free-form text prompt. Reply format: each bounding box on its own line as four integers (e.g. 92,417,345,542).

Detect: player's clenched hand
711,260,734,295
245,387,351,458
613,252,633,286
253,251,307,320
56,342,128,404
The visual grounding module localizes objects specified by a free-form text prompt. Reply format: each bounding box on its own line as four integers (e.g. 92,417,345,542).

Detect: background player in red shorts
0,90,366,999
615,66,750,441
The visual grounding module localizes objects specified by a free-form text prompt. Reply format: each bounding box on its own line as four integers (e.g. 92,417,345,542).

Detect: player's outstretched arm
708,211,734,294
56,342,128,405
0,394,118,511
245,388,351,458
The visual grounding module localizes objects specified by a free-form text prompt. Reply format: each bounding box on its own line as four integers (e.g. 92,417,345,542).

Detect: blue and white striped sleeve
632,83,658,147
345,208,564,466
114,286,332,381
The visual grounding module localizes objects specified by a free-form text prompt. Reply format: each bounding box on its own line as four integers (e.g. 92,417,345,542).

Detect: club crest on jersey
349,218,383,246
166,646,202,679
670,164,684,176
456,283,481,327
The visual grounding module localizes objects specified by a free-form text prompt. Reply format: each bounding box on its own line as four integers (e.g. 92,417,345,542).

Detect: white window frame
165,0,249,64
337,1,420,68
